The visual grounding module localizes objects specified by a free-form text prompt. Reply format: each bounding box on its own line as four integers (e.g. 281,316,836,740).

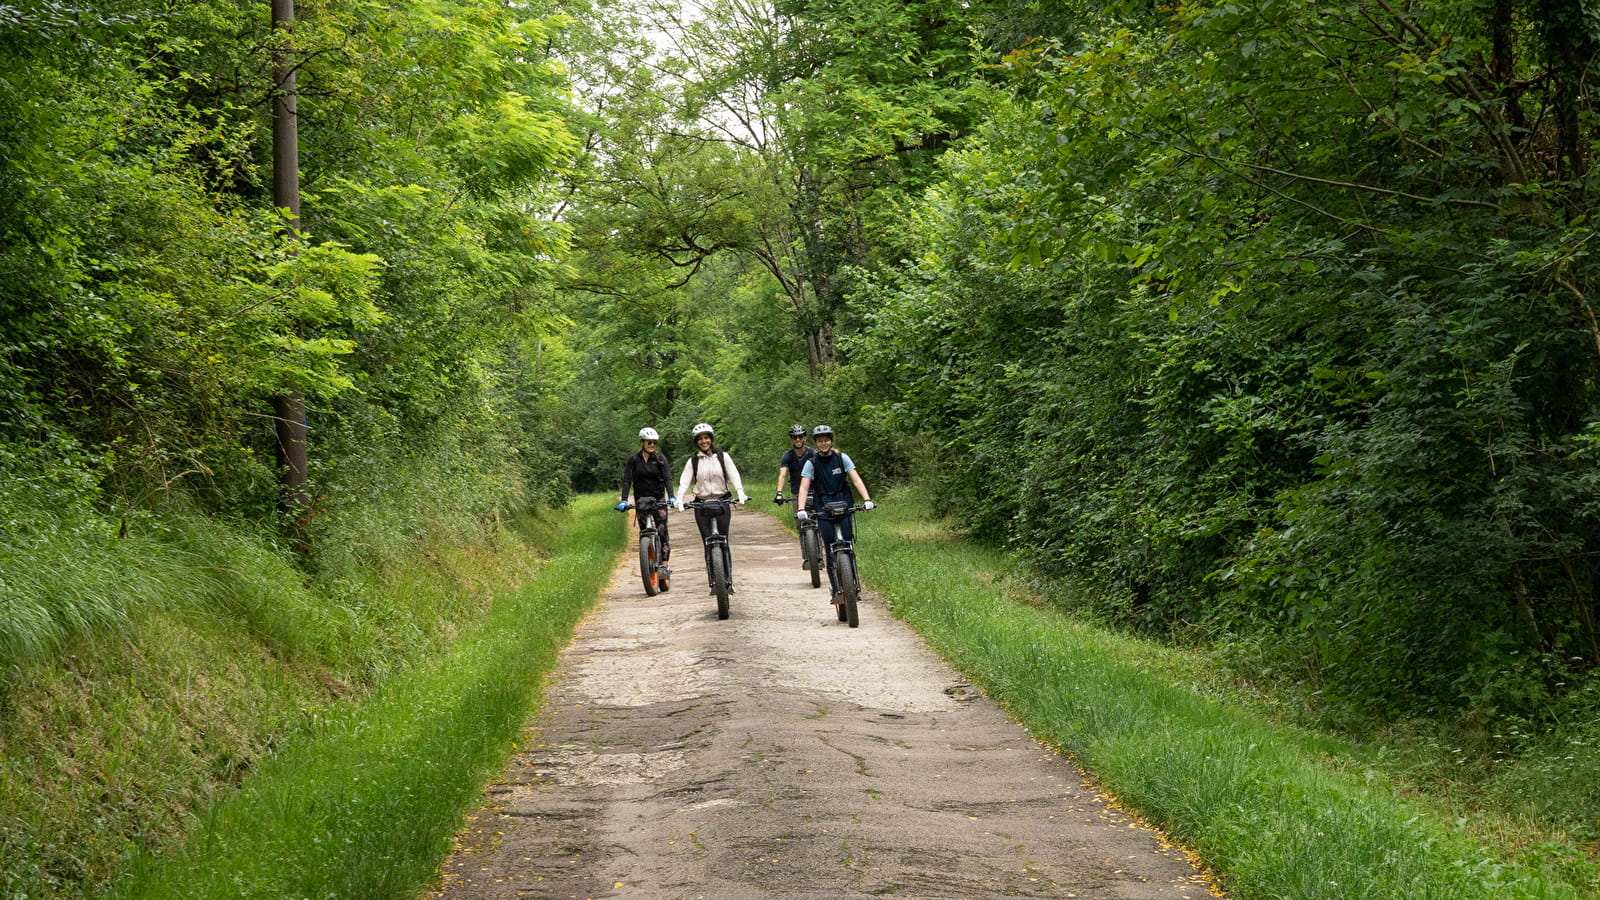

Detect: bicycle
625,497,671,596
778,496,824,588
816,500,871,628
685,498,736,619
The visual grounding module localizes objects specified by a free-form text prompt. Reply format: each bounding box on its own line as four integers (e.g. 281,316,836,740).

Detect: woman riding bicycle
616,427,673,564
675,423,749,594
794,425,875,603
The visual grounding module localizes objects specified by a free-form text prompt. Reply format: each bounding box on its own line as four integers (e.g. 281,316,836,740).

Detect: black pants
695,499,732,584
820,509,854,594
636,505,670,561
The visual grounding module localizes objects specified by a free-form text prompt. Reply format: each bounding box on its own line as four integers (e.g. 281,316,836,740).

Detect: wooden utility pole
271,0,308,513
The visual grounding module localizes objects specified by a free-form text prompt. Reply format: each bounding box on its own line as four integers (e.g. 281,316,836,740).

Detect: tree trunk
271,0,308,514
1537,0,1593,180
273,392,309,510
1489,0,1527,136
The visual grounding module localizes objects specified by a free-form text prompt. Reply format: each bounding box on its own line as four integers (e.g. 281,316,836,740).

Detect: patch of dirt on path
433,507,1219,899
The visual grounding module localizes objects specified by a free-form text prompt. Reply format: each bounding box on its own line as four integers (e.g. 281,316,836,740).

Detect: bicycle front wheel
639,534,660,596
836,549,860,628
711,543,730,619
802,527,822,588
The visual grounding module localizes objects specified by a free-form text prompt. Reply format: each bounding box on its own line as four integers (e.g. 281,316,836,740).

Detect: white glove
737,493,749,505
675,499,686,512
863,500,875,510
795,510,809,522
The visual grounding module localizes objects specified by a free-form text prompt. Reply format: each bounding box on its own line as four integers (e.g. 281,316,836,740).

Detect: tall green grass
0,499,341,673
859,486,1587,900
112,494,622,898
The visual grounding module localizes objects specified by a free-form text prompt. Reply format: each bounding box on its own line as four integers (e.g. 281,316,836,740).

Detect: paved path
433,507,1216,899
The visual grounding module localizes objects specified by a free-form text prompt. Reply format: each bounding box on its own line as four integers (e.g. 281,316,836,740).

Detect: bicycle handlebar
683,497,741,509
812,503,872,517
782,497,873,512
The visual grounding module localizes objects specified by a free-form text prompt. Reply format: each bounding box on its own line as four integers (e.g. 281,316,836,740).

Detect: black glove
773,491,784,505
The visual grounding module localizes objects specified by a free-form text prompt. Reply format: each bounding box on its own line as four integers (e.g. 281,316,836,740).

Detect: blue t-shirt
801,451,854,500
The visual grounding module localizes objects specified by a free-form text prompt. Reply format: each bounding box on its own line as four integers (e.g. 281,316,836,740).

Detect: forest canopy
555,0,1600,726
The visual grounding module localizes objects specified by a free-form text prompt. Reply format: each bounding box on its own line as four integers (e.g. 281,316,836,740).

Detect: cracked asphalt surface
432,506,1218,899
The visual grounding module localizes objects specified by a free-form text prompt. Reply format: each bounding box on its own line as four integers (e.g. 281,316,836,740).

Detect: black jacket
621,450,672,501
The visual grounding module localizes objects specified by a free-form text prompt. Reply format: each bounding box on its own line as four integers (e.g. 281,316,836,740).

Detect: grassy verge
109,493,621,898
2,493,597,898
851,485,1587,900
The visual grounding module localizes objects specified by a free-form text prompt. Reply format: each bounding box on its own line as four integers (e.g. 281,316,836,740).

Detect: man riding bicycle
794,425,875,602
616,427,673,564
774,424,816,567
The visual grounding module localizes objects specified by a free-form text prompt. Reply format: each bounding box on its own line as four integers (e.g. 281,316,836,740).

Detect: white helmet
638,427,659,441
691,422,714,439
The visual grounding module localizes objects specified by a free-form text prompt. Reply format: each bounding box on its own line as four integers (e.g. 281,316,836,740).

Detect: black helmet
788,424,806,437
811,424,834,439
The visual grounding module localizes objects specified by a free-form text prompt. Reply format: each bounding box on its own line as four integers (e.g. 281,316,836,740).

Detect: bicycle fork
704,533,731,587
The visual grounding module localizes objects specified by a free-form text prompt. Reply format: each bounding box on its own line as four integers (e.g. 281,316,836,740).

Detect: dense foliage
1,1,585,892
1,0,578,660
831,0,1600,726
549,0,1600,737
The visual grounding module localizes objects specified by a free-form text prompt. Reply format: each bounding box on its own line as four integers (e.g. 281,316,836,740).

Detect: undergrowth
111,493,621,898
0,483,595,899
857,483,1597,899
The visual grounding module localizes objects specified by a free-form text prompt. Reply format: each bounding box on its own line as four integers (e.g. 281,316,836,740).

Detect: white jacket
676,448,748,507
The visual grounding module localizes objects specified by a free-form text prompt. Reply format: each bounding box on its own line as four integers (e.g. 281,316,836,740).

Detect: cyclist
675,423,750,594
616,427,674,565
774,424,816,568
794,425,875,603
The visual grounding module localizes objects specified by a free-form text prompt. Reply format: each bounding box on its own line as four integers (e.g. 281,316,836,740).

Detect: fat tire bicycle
625,497,671,596
778,497,824,588
686,498,736,619
817,500,871,628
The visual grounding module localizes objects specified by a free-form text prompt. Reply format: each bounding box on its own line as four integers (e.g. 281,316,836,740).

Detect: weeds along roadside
848,485,1590,900
106,493,622,898
0,492,619,899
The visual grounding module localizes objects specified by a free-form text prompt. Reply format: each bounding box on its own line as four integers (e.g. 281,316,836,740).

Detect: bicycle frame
817,503,865,568
627,497,670,595
686,498,736,618
633,497,666,536
779,496,824,586
816,501,869,626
